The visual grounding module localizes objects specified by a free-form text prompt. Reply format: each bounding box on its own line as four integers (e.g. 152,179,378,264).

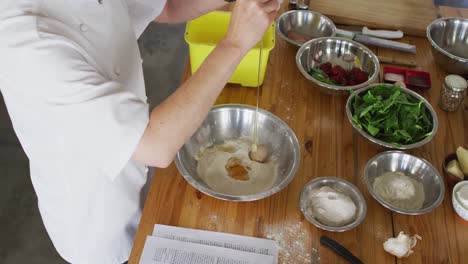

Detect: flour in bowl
196,139,278,196
306,186,357,227
373,171,425,210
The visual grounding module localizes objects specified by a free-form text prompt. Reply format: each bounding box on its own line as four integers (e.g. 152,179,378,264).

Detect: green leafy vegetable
350,85,433,146
308,68,336,85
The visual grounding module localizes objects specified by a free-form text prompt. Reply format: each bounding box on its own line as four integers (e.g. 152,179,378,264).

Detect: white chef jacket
0,0,166,263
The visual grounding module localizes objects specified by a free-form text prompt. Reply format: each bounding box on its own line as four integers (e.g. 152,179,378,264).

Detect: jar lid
445,75,468,91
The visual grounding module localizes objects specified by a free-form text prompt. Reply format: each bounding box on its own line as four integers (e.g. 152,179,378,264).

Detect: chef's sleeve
18,41,149,182
126,0,167,38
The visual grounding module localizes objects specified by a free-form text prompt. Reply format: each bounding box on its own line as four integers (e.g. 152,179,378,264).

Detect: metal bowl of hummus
175,104,301,201
364,151,445,215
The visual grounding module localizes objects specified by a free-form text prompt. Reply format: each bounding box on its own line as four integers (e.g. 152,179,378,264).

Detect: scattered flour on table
266,221,317,264
207,214,218,223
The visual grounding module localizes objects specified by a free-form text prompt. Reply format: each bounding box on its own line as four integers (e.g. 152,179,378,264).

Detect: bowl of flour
175,104,301,201
300,177,367,232
364,151,445,215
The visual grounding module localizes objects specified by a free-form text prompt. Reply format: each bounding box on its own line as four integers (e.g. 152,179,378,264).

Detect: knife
338,25,404,39
336,29,416,54
320,236,364,264
378,56,417,67
362,26,404,39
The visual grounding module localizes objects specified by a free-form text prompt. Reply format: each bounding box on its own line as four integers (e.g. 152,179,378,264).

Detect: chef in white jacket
0,0,280,263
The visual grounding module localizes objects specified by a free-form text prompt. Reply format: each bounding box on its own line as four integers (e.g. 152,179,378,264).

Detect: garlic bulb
383,232,421,258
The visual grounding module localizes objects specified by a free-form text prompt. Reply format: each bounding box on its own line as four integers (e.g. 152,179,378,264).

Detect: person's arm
133,0,279,168
155,0,227,23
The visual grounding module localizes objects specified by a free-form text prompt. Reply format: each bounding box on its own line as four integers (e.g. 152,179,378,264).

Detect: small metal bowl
427,17,468,75
277,10,336,48
175,104,301,202
364,151,445,215
300,177,367,232
346,83,438,150
296,37,380,95
452,181,468,221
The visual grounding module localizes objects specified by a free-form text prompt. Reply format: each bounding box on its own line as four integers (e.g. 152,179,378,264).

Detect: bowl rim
299,176,367,232
345,83,439,150
276,10,337,47
175,104,302,202
426,17,468,63
295,37,380,91
452,181,468,215
364,151,445,215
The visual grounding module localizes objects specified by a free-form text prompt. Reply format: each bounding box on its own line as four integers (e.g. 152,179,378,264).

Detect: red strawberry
331,65,346,76
339,77,347,85
330,75,341,83
319,63,332,74
354,71,369,84
352,67,362,75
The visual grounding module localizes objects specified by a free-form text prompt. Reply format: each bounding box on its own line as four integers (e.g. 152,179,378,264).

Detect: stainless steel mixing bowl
364,151,445,215
296,37,380,95
276,10,336,47
427,17,468,75
175,104,301,201
346,83,438,150
300,177,367,232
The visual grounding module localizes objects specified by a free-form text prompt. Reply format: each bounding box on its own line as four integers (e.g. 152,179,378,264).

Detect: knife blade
336,29,416,54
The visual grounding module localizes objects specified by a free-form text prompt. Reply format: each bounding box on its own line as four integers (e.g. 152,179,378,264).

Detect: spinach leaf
308,68,335,85
350,85,433,146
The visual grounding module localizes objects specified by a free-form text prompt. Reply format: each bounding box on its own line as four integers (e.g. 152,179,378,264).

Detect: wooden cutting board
310,0,438,37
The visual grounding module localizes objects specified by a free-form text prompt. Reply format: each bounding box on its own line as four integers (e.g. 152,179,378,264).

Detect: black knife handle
320,236,364,264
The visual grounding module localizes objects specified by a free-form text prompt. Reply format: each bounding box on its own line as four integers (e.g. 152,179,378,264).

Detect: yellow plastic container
185,11,275,87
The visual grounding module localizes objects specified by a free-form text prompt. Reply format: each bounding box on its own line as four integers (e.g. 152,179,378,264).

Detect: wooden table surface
129,4,468,264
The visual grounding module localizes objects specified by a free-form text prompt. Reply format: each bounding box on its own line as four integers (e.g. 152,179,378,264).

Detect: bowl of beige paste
175,104,301,201
365,151,445,215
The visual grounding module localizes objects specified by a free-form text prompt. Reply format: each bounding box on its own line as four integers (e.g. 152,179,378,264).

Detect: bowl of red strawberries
296,37,380,95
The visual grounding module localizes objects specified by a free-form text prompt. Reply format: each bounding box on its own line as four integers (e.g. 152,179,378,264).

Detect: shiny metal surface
300,177,367,232
364,151,445,215
175,104,301,202
276,10,336,47
427,17,468,75
452,181,468,221
346,83,439,150
296,37,380,95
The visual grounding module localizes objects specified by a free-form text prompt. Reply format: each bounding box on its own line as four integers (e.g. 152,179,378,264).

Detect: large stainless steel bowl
346,83,438,150
300,177,367,232
427,17,468,75
175,104,301,201
277,10,336,47
364,151,445,215
296,37,380,95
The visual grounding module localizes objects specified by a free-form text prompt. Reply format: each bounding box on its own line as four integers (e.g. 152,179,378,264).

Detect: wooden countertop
129,5,468,264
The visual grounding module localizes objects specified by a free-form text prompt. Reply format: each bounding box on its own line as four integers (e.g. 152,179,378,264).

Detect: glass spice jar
438,74,467,112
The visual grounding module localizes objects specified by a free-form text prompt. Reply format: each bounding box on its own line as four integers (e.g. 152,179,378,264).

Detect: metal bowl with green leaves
346,84,438,150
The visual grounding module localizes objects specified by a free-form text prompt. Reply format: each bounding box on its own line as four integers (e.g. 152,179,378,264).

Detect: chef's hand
224,0,281,54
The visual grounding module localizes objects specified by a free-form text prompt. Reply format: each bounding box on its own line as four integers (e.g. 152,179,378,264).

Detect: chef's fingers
262,0,281,13
258,0,283,6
